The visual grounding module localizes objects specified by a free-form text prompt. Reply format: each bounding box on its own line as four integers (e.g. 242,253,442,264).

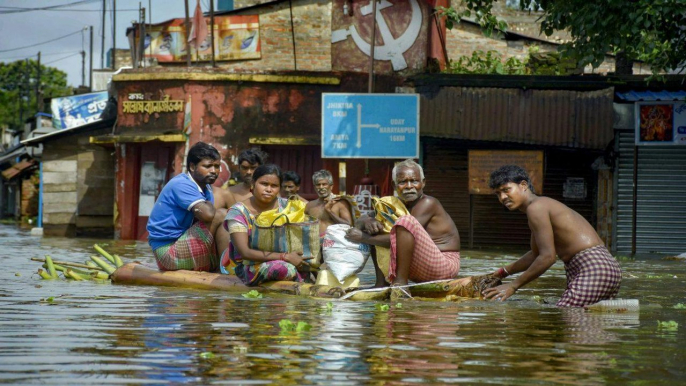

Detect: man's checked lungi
389,215,460,283
153,221,218,272
557,245,622,307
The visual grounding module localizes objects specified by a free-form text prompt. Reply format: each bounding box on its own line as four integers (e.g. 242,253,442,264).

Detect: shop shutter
421,140,471,241
261,145,322,200
615,130,686,255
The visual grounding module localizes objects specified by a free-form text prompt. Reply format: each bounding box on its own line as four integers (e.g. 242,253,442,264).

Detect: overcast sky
0,0,215,87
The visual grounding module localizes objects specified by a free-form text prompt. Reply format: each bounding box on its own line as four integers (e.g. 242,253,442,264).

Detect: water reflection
1,224,685,384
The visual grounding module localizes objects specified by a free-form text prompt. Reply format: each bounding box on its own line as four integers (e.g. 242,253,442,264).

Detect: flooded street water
1,223,685,385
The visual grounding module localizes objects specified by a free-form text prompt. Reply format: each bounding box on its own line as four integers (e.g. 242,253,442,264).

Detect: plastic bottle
585,299,640,313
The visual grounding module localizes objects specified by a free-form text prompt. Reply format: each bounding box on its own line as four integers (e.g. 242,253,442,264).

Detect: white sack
322,224,370,282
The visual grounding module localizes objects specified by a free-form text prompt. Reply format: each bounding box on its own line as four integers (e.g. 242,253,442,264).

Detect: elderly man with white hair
345,159,461,297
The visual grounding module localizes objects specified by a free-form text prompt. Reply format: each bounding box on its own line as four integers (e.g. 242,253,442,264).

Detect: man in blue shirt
147,142,227,271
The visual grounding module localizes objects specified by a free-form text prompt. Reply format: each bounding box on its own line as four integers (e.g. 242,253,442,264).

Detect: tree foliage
440,0,686,75
0,60,71,130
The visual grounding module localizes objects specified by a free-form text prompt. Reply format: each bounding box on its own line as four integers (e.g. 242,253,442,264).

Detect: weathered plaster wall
330,0,431,75
114,72,402,173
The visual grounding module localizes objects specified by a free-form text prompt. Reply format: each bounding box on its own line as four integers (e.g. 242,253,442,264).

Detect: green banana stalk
90,255,116,274
44,263,91,276
38,269,55,280
113,254,124,268
93,244,117,265
90,271,110,280
44,255,58,279
65,269,87,281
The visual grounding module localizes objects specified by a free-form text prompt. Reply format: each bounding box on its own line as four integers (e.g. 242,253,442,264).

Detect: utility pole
112,0,116,70
36,52,42,112
81,50,86,87
368,0,377,93
89,26,94,90
210,0,215,67
138,5,146,68
184,0,191,67
101,0,106,68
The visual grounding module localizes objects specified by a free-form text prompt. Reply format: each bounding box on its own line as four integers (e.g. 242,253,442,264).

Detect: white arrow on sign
356,103,380,148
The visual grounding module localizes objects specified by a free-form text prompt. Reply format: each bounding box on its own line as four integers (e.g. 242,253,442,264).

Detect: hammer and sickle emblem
331,0,423,71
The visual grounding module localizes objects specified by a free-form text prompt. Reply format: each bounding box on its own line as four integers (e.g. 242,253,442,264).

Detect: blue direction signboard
321,93,419,158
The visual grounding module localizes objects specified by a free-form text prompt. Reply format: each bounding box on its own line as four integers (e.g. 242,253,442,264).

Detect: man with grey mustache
345,159,461,298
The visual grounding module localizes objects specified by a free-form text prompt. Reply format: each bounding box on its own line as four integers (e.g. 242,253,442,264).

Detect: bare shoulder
419,195,443,210
228,184,242,194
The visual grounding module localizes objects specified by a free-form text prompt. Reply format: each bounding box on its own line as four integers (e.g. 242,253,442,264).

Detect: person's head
489,165,535,211
186,142,221,186
282,170,302,198
312,170,334,199
392,159,425,203
251,164,282,205
237,148,268,185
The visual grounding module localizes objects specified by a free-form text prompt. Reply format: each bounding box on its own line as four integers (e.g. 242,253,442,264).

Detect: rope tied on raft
338,278,455,300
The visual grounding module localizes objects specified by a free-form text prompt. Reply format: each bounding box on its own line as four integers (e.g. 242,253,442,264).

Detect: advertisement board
133,15,260,63
50,91,108,129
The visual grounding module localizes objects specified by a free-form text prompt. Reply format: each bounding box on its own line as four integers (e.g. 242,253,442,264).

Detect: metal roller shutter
421,140,471,241
615,130,686,254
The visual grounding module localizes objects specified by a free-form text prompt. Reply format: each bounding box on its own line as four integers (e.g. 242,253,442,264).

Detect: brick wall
218,0,332,72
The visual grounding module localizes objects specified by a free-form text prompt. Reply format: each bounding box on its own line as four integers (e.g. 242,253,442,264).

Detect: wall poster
636,102,686,146
132,15,261,63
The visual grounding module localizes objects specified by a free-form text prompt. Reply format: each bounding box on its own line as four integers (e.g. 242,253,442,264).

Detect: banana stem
44,255,58,278
38,269,55,280
90,255,116,274
44,263,92,277
31,257,103,271
93,244,117,265
113,254,124,268
65,269,87,281
90,271,110,280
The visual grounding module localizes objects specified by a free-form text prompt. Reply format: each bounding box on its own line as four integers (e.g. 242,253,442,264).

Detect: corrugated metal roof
1,160,35,180
616,90,686,102
420,87,614,149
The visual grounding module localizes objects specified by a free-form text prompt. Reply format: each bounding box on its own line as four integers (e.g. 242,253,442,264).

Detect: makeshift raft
111,263,501,302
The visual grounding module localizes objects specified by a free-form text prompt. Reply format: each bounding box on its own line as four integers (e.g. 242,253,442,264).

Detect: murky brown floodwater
1,224,685,385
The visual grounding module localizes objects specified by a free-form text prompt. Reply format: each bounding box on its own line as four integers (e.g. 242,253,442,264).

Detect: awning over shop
1,159,36,180
616,90,686,102
89,133,186,144
0,146,27,165
21,118,116,146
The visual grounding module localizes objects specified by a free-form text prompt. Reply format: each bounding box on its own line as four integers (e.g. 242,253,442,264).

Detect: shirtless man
282,170,308,203
483,165,622,307
214,148,267,210
305,170,353,237
345,159,461,292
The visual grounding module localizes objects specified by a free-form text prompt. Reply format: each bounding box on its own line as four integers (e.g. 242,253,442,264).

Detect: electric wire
0,0,100,14
0,51,81,61
43,52,82,65
0,30,82,53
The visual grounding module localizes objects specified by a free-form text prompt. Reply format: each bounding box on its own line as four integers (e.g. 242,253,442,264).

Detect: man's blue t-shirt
147,173,214,250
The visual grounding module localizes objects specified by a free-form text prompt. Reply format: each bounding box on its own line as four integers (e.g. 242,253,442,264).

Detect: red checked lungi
557,245,622,307
152,221,218,272
389,215,460,283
